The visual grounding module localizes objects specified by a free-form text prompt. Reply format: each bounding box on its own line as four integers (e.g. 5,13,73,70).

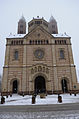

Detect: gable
24,25,53,40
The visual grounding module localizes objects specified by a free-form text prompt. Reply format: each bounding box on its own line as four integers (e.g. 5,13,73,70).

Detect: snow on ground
0,94,79,105
1,94,79,118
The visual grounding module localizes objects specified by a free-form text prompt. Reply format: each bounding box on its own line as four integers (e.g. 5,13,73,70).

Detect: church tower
48,16,58,34
28,16,49,33
17,15,26,34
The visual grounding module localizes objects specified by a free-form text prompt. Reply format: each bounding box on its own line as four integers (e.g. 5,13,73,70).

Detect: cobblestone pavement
0,110,79,119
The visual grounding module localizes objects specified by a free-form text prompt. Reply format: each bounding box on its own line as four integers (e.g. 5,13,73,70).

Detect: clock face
34,49,44,59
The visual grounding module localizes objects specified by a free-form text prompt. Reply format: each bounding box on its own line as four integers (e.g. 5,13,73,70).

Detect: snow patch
52,33,70,38
0,94,79,106
7,34,26,39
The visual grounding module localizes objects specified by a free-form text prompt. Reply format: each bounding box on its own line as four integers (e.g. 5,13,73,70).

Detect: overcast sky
0,0,79,80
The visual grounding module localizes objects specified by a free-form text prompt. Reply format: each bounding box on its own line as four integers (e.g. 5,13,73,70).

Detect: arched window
11,41,13,45
46,40,49,44
64,40,66,44
14,51,18,60
38,40,40,44
35,40,37,44
30,40,32,44
60,49,64,59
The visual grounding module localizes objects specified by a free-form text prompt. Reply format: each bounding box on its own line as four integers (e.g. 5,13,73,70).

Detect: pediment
24,26,53,40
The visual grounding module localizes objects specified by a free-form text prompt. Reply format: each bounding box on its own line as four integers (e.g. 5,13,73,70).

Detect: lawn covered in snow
0,94,79,105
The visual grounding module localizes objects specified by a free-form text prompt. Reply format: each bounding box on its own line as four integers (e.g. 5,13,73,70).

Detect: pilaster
52,43,58,91
22,39,27,92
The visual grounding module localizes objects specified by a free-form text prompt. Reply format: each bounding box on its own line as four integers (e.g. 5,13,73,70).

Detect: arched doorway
61,79,68,93
13,80,18,93
35,76,46,94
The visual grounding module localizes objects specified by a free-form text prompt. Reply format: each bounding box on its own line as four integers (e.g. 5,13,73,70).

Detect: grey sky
0,0,79,80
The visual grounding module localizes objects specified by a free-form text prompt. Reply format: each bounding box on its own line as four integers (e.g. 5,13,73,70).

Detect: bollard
74,93,76,96
10,94,12,97
6,95,8,98
58,95,62,103
70,93,72,96
1,96,5,104
32,96,35,104
23,93,24,97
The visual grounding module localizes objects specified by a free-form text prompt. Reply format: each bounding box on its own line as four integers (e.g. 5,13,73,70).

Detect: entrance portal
13,80,18,93
61,79,68,93
35,76,46,94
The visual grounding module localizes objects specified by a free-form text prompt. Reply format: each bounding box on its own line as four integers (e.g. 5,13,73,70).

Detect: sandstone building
1,16,79,96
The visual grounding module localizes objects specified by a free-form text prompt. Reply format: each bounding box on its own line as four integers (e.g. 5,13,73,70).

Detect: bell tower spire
17,15,26,34
48,15,58,34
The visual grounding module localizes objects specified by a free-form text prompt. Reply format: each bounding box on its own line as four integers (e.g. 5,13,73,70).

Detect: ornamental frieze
31,66,49,74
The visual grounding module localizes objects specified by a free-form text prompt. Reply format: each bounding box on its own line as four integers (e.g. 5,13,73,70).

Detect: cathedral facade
1,16,79,96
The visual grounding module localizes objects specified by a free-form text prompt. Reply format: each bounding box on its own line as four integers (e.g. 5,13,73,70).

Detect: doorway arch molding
61,77,69,83
10,78,19,93
32,73,48,82
10,78,19,85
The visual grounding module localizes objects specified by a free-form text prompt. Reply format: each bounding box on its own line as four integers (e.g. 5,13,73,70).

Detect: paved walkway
0,111,79,119
0,103,79,118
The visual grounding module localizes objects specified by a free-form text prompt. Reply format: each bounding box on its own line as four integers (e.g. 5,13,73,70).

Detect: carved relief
31,65,49,74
